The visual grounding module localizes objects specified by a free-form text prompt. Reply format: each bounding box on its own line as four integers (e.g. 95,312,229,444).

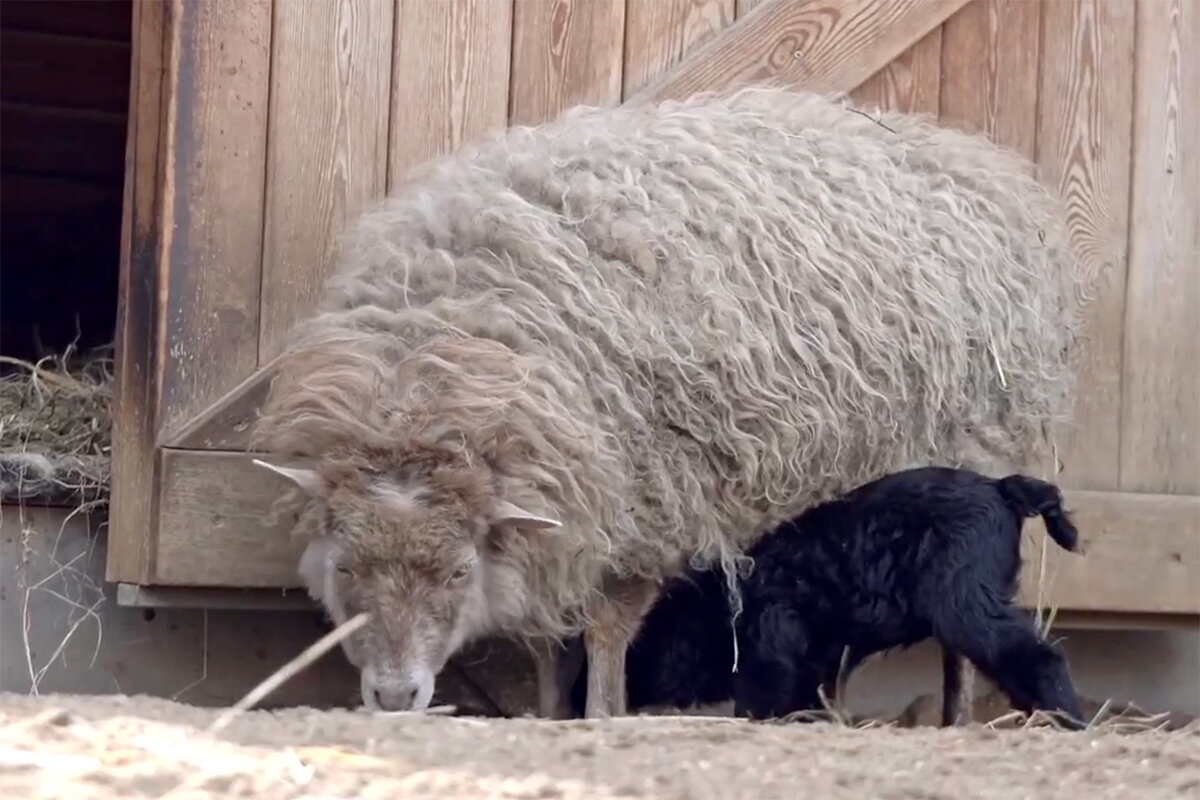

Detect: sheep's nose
372,684,419,711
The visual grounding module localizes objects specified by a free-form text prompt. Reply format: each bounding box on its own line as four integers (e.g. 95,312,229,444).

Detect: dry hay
0,343,113,507
2,692,1197,800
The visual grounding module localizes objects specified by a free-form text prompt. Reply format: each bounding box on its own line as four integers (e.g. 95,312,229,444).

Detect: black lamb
567,466,1086,728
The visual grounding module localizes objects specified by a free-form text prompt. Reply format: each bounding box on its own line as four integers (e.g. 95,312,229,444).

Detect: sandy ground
1,692,1197,800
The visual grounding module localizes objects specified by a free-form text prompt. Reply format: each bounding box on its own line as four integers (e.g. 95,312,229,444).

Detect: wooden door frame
107,0,1199,624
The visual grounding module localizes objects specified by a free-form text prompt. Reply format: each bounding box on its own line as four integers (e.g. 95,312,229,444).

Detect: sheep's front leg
583,577,659,718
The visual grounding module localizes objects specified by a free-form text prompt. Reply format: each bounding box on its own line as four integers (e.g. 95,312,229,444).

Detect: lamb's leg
935,605,1085,729
530,638,580,719
940,646,975,726
583,577,660,718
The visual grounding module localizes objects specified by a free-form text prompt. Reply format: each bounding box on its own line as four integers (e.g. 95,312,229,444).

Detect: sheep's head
253,455,561,711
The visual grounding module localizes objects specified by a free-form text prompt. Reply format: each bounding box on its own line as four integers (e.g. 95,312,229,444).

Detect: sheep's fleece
252,87,1080,639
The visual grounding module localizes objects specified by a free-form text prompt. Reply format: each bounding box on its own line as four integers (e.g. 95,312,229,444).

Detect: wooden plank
1120,0,1199,495
156,0,272,439
149,450,1200,618
258,0,393,363
849,26,941,115
154,449,309,587
1040,610,1200,633
1016,490,1200,615
107,0,168,584
630,0,972,106
939,0,1041,160
1035,0,1136,492
166,354,279,450
509,0,625,126
0,0,133,43
389,0,512,187
622,0,735,100
1,102,128,180
0,29,131,113
734,0,767,18
117,584,316,611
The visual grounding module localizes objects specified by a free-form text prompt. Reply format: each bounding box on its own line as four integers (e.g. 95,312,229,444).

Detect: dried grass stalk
0,344,113,506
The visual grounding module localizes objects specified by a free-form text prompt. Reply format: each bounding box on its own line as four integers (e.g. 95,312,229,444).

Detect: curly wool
252,87,1080,641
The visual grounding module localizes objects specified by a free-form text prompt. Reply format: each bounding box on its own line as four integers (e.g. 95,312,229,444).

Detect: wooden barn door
109,0,1198,624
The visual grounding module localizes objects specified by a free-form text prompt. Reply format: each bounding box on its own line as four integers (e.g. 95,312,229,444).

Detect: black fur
568,466,1086,727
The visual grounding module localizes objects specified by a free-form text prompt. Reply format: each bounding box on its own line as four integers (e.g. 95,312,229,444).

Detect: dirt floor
2,693,1198,800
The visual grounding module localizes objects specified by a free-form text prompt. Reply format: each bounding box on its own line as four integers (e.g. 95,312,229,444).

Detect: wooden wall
109,0,1198,621
0,0,132,363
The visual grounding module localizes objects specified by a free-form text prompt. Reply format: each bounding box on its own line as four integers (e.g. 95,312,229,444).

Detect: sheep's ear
252,458,329,499
488,498,562,531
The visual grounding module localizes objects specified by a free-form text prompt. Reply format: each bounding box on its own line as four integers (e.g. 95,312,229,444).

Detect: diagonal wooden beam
627,0,974,106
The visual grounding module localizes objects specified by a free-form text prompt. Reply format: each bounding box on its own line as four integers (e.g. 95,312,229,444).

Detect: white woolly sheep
249,87,1080,718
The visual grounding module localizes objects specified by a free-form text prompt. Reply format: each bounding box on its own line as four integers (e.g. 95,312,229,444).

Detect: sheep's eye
449,560,474,583
335,564,353,577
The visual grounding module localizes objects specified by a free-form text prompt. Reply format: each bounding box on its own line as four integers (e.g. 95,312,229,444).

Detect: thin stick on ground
208,612,372,734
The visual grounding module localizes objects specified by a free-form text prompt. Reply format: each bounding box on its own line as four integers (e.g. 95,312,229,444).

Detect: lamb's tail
995,474,1080,553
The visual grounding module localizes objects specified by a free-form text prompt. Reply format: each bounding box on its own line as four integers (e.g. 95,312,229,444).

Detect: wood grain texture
389,0,512,187
166,353,280,450
939,0,1040,159
630,0,971,105
509,0,625,126
259,0,393,363
154,449,308,587
157,0,272,439
148,450,1200,617
1035,0,1135,491
1016,491,1200,615
108,0,167,583
1120,0,1199,494
734,0,767,17
849,26,941,115
622,0,735,100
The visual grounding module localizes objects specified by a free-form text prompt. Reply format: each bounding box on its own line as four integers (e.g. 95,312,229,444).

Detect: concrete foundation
2,505,1196,719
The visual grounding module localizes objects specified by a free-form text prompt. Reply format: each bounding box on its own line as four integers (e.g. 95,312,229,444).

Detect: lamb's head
253,455,561,711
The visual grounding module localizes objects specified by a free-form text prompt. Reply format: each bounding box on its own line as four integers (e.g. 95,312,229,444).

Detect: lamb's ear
252,458,329,498
488,498,562,531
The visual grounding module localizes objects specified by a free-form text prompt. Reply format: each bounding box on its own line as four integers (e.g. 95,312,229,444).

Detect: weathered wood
156,0,272,439
849,26,941,115
734,0,768,17
630,0,972,106
1016,490,1200,615
939,0,1041,160
107,0,168,584
0,29,132,113
258,0,393,363
149,450,1200,616
389,0,512,187
622,0,735,100
510,0,626,126
1041,610,1200,633
166,353,280,450
154,449,309,587
116,583,317,611
1120,0,1199,495
1035,0,1135,492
